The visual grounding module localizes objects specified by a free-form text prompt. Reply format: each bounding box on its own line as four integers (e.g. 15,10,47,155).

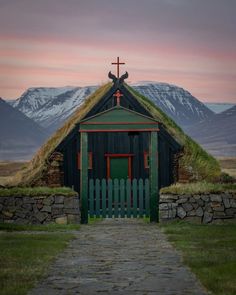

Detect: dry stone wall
0,194,80,225
160,193,236,223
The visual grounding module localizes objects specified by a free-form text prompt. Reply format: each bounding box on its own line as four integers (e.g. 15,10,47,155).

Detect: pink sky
0,0,236,103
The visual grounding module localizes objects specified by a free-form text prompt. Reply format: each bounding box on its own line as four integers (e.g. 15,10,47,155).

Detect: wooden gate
88,178,150,218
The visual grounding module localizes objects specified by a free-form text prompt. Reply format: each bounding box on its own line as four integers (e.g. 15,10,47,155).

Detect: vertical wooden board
89,179,94,218
108,179,113,218
120,179,125,218
145,179,150,217
80,132,88,224
138,179,144,217
150,131,159,222
95,179,100,217
102,179,107,218
114,179,119,217
126,179,131,218
133,178,137,218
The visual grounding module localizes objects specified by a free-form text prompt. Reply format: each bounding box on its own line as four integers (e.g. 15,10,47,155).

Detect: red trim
105,153,134,157
80,128,160,132
88,152,93,169
107,156,110,179
81,122,158,125
77,152,93,169
77,152,80,169
144,151,149,169
106,154,132,180
128,156,132,179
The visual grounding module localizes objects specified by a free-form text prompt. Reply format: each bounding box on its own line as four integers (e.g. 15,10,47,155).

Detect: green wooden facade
80,104,159,223
54,73,182,224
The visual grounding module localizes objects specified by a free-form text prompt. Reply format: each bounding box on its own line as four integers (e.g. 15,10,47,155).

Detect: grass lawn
162,222,236,295
0,223,80,232
0,229,75,295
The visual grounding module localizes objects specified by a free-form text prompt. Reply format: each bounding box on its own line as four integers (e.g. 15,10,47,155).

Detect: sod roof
5,82,221,186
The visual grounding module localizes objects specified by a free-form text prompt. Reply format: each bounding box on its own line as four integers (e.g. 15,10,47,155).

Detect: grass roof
4,82,220,186
125,84,221,181
4,83,112,186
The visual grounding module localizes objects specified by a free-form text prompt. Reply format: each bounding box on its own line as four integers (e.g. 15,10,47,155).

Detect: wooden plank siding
58,84,181,194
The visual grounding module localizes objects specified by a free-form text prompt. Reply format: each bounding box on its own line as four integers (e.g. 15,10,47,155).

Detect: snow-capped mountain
9,82,213,133
13,86,75,111
13,86,97,132
132,82,214,127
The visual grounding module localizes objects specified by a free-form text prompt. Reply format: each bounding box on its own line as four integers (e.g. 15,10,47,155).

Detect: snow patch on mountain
12,86,98,132
132,82,214,127
13,86,76,113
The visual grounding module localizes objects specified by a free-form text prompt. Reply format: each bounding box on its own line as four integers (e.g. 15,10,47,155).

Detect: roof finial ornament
108,57,129,85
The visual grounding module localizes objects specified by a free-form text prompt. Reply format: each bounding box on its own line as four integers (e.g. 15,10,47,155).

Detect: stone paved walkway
29,219,208,295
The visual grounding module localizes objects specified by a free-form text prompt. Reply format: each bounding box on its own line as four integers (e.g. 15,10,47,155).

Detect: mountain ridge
0,97,49,160
8,82,214,133
185,105,236,157
2,83,235,158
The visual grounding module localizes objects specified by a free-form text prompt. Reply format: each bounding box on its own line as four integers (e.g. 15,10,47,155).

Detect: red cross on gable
113,90,123,106
111,57,125,78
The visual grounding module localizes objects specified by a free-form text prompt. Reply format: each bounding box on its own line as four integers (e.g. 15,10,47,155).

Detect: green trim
80,132,88,224
149,131,159,222
80,124,159,131
80,106,160,124
80,107,159,132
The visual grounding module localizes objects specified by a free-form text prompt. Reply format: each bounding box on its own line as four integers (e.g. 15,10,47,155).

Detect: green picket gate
88,178,150,218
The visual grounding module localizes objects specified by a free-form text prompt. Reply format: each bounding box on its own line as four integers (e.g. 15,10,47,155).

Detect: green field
0,230,74,295
162,222,236,295
218,157,236,178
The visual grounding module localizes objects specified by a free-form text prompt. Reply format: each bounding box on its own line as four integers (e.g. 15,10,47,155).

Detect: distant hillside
0,98,49,160
185,105,236,157
205,102,235,114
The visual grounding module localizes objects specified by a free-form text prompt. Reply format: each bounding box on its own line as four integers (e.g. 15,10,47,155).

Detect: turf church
54,58,182,222
12,58,221,223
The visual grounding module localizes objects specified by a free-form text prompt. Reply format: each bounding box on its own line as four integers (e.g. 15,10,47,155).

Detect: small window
144,151,149,169
77,152,93,170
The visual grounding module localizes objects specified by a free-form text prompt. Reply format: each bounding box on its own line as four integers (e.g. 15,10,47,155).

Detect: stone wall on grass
0,194,80,225
160,193,236,224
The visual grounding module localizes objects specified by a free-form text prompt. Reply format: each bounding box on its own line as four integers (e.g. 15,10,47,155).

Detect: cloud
0,0,235,102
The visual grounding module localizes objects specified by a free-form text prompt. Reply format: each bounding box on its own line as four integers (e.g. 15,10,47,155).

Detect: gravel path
28,219,208,295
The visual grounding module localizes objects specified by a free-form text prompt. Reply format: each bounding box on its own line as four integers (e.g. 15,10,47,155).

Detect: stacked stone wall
160,193,236,223
0,194,80,225
32,152,64,187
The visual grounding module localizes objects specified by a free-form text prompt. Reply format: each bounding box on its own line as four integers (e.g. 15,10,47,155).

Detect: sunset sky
0,0,235,102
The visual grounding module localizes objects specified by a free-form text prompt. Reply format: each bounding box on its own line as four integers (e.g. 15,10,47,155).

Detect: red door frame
105,154,134,179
